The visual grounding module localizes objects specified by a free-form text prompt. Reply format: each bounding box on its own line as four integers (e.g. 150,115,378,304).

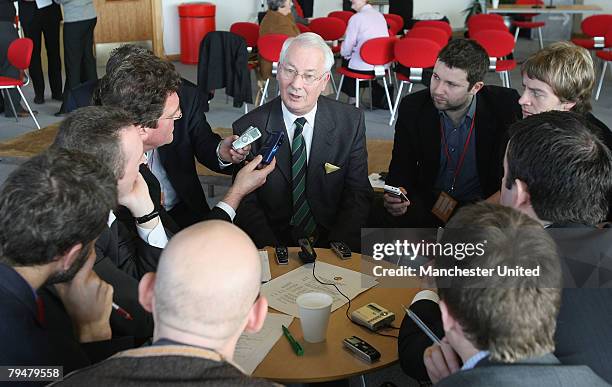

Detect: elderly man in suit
233,32,373,251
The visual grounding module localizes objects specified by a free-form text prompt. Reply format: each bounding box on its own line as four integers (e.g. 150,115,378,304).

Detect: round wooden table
252,248,421,383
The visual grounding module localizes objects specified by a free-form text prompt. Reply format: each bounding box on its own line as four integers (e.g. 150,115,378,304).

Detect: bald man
54,221,277,387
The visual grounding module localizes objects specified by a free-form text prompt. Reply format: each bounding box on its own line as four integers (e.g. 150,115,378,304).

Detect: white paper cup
296,292,333,343
492,0,500,8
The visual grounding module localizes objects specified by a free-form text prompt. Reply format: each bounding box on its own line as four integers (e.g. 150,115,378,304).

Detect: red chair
595,30,612,101
384,14,403,36
468,20,508,37
0,38,40,129
297,23,311,33
385,13,404,33
257,34,290,106
336,37,398,122
405,27,448,49
328,10,354,26
293,0,304,18
472,30,516,88
230,22,259,51
466,13,504,32
308,17,347,94
511,0,546,50
412,20,452,40
390,38,441,125
572,14,612,50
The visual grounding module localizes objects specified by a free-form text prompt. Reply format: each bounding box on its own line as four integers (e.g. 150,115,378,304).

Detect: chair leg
596,61,608,101
244,102,248,114
336,75,345,100
514,27,520,42
369,80,373,111
382,77,393,125
330,72,338,94
355,79,360,108
506,71,511,88
16,86,40,130
260,79,270,106
537,27,544,49
389,81,405,126
3,89,18,123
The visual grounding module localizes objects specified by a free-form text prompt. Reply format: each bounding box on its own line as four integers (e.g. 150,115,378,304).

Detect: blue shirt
434,95,482,202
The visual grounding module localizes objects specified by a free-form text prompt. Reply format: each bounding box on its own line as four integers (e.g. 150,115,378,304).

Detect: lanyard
439,111,476,192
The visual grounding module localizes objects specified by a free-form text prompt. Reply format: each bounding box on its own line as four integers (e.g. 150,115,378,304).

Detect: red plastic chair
336,36,398,122
384,14,403,36
405,27,448,49
390,38,441,125
0,38,39,129
385,13,404,33
595,30,612,100
466,13,504,32
468,20,508,37
230,22,259,50
472,30,516,88
308,17,347,94
328,10,354,26
412,20,452,40
257,34,290,106
297,23,311,33
511,0,546,50
572,14,612,50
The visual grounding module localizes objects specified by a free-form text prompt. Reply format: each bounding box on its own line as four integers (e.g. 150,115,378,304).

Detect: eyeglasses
279,65,328,86
161,110,182,121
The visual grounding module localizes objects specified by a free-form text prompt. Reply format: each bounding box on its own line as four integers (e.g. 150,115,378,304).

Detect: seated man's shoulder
398,88,433,111
479,85,520,104
319,95,363,120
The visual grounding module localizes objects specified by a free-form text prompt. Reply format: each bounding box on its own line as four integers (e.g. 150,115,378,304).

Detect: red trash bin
178,2,216,64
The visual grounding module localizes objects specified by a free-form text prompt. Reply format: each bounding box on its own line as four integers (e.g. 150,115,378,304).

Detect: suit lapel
474,93,494,185
308,98,336,196
266,98,292,183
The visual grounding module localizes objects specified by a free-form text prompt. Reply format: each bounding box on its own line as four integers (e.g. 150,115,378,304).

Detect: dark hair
506,110,612,224
437,202,561,362
52,106,135,180
267,0,287,11
106,44,152,74
0,149,116,266
93,52,181,129
437,39,489,88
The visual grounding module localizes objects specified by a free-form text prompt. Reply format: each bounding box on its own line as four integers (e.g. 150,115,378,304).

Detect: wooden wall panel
93,0,152,44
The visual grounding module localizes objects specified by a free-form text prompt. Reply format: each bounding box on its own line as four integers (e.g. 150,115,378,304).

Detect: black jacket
387,86,521,209
197,31,253,111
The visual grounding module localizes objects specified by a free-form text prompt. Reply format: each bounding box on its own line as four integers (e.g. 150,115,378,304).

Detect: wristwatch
135,209,159,224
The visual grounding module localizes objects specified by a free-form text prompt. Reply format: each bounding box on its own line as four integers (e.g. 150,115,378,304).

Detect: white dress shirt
108,210,168,249
281,102,317,162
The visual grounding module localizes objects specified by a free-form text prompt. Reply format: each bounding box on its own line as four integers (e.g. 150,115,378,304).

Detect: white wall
162,0,473,56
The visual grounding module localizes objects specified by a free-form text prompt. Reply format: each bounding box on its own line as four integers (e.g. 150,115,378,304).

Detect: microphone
292,227,317,263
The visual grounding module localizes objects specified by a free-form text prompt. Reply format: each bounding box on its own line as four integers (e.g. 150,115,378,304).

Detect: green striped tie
291,117,317,240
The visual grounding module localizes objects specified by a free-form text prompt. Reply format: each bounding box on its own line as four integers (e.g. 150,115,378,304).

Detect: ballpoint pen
282,325,304,356
112,302,133,320
402,304,442,345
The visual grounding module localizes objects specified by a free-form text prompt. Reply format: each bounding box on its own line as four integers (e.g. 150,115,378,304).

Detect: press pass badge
431,191,458,223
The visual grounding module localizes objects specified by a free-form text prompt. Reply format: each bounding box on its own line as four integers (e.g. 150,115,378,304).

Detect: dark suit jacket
156,81,232,228
398,225,612,384
435,353,610,387
387,86,521,209
0,263,132,381
233,96,373,251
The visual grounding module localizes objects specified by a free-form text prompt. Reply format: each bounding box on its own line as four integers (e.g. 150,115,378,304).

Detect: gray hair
279,32,335,73
267,0,287,11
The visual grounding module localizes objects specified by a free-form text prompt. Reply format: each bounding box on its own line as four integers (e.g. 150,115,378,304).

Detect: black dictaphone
275,246,289,265
343,336,381,363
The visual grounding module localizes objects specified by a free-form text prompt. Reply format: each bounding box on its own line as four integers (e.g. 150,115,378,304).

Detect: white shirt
145,148,236,221
281,102,317,163
107,210,168,249
340,4,389,71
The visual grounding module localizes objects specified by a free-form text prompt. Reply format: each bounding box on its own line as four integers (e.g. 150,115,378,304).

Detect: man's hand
423,337,461,384
54,252,113,343
222,155,276,210
118,173,159,229
383,187,410,216
219,135,251,164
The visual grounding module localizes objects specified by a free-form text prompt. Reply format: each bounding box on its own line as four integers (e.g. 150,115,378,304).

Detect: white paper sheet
233,312,294,375
261,261,378,317
259,251,271,282
35,0,53,9
368,173,386,189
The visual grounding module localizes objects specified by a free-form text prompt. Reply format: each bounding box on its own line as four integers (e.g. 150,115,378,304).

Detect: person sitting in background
0,149,128,372
519,41,612,146
339,0,389,105
424,202,609,387
54,221,277,387
259,0,300,82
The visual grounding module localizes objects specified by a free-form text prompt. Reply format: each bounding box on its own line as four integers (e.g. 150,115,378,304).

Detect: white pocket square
324,162,340,174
